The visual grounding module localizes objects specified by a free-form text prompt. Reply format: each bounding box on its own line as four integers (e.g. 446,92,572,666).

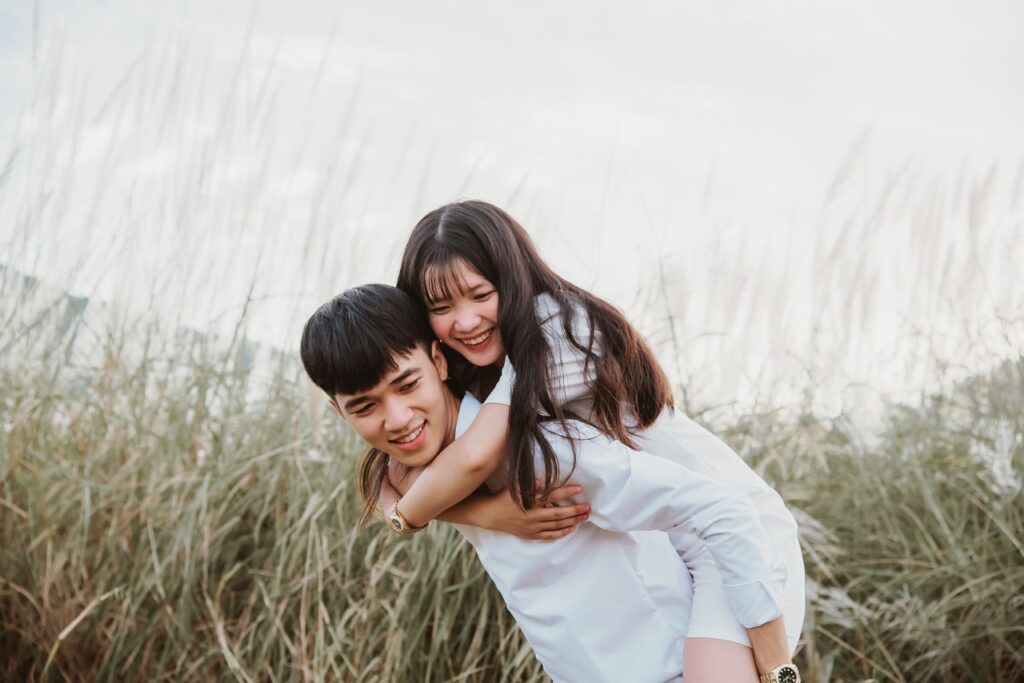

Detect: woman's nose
453,306,481,332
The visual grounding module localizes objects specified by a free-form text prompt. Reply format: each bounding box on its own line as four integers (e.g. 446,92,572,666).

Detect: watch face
777,665,799,683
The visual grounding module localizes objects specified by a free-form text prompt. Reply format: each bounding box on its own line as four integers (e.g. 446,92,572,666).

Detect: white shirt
452,394,692,683
484,293,795,630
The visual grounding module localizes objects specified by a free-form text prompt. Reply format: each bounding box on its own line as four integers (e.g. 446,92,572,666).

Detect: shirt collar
455,392,482,439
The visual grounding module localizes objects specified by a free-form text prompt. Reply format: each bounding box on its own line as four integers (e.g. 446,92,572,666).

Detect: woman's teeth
462,329,492,346
395,424,424,444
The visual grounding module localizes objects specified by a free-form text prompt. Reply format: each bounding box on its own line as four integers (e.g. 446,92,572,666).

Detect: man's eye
353,404,374,416
400,379,420,393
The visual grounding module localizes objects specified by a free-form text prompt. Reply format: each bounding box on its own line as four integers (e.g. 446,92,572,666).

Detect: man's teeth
395,424,424,444
463,329,492,346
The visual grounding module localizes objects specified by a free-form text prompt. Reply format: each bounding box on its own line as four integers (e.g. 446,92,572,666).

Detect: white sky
1,0,1022,409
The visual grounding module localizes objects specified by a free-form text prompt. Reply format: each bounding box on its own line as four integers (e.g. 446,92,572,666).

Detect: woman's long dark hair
397,200,674,509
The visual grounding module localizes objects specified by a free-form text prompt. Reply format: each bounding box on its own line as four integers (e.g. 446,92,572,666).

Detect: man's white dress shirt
453,392,790,682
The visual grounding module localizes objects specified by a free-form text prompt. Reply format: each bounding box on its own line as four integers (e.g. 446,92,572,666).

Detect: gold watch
388,499,427,536
759,664,800,683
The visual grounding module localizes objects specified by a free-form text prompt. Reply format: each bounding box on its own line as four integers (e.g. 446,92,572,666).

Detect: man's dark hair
301,284,438,528
300,284,435,399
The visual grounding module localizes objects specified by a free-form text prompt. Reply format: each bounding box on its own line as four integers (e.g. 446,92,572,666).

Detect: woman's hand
474,483,590,540
386,459,423,496
384,460,590,540
378,474,401,517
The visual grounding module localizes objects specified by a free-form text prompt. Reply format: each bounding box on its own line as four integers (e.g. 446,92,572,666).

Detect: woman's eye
473,291,495,301
428,306,450,315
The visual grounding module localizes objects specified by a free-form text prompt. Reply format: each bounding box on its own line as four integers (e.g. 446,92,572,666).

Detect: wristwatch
759,664,800,683
388,499,427,536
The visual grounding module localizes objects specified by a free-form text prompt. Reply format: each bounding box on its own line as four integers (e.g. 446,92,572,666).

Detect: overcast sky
2,0,1022,407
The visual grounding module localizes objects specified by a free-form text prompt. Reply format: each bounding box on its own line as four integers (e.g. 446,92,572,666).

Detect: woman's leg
684,637,759,682
681,543,797,682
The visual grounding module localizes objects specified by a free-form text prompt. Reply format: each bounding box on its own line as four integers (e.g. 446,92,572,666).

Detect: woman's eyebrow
425,281,488,304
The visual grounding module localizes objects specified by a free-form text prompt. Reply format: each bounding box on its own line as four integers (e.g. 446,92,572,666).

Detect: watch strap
389,500,427,535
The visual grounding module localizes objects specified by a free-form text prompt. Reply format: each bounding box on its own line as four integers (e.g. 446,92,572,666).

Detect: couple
300,201,805,682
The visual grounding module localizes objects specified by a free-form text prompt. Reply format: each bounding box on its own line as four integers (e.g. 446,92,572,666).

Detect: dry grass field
2,30,1023,682
1,274,1021,681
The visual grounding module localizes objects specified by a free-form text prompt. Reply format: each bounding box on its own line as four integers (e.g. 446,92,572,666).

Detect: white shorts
681,533,805,653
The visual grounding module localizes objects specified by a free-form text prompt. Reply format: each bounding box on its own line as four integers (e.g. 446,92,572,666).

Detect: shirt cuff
483,357,515,406
724,560,788,628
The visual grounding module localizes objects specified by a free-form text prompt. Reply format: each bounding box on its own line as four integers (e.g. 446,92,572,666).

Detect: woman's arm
440,488,589,540
389,402,509,527
385,461,590,540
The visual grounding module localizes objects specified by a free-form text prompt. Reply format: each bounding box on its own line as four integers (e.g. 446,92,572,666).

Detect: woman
383,200,805,682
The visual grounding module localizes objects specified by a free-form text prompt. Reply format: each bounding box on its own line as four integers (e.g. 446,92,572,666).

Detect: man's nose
383,400,414,432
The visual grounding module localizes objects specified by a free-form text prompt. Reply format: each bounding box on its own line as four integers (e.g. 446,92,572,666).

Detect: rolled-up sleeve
556,425,787,628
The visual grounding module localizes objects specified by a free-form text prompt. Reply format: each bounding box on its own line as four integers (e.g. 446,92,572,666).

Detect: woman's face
425,260,505,367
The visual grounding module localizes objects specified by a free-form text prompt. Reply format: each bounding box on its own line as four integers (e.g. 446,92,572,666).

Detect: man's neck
440,389,463,450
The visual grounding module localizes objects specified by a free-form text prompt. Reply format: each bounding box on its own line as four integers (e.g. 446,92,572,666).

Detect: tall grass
0,306,547,681
2,274,1022,682
3,21,1023,683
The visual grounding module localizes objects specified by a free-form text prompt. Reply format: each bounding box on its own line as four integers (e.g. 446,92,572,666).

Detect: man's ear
430,340,448,381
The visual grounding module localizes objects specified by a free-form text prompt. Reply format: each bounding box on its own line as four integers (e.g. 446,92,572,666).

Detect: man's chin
384,448,436,469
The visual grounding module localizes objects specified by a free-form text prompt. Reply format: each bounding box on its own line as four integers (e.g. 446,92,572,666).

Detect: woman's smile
427,260,505,367
457,327,495,348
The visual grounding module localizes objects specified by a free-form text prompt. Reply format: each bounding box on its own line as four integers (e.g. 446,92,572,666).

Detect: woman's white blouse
483,293,796,629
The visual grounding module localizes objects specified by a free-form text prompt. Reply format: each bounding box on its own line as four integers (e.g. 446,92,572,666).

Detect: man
300,285,787,683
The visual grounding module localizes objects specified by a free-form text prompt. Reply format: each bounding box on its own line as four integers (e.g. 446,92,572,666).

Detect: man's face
330,342,456,468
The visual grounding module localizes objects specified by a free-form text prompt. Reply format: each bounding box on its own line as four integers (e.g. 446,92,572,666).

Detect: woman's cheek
428,314,449,343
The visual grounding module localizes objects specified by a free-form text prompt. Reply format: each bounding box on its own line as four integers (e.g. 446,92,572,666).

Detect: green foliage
1,314,1021,681
0,323,544,682
719,357,1024,682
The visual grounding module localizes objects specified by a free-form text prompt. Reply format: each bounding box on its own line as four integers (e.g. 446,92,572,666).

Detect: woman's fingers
537,526,576,540
528,481,588,540
528,509,588,540
540,511,589,531
532,502,589,521
538,483,583,506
